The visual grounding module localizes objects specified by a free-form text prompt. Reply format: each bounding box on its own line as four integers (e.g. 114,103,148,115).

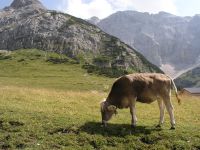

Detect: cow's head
100,100,117,127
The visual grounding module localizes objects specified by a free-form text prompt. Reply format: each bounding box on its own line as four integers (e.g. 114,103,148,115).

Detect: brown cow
100,73,181,129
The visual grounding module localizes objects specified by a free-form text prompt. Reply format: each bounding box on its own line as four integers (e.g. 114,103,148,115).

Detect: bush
17,59,25,62
46,57,69,64
0,54,11,60
93,56,110,64
82,64,128,78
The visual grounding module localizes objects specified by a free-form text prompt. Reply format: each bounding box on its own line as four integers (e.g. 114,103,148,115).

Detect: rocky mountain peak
87,16,100,25
10,0,46,10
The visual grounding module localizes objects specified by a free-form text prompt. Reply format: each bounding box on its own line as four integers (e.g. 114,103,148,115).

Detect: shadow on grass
79,122,162,137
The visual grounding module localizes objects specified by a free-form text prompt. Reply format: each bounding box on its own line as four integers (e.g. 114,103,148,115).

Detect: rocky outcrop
0,0,162,75
10,0,46,10
87,16,100,25
96,11,200,73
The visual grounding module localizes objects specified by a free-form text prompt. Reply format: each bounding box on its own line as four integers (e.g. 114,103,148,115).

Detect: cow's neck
106,96,120,108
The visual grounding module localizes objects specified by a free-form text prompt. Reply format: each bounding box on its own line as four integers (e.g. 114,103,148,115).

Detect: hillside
0,0,162,77
175,66,200,88
0,49,114,90
94,11,200,75
0,49,200,149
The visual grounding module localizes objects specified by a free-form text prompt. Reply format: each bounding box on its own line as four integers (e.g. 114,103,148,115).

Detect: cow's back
127,73,171,103
107,73,171,107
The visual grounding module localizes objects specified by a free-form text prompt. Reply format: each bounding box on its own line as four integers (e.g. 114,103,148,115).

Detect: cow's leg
157,99,165,127
163,96,175,129
129,97,137,128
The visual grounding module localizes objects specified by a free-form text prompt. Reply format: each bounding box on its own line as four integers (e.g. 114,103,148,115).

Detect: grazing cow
100,73,181,129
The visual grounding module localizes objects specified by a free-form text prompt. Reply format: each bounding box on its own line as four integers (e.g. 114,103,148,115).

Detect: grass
0,49,200,149
0,49,113,91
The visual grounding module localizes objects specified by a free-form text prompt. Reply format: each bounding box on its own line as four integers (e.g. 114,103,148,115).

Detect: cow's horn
107,105,117,111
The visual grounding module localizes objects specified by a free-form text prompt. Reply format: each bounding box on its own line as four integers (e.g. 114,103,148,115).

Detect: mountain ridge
92,10,200,76
0,0,162,77
175,66,200,88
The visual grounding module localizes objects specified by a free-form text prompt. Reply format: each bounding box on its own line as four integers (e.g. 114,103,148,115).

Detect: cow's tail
167,75,181,105
171,79,181,105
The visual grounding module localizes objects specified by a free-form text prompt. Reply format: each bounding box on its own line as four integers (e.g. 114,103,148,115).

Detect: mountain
0,0,161,77
87,16,100,25
10,0,46,10
95,11,200,76
175,66,200,89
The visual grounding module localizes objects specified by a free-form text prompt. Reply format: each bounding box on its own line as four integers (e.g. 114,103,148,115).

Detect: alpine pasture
0,49,199,149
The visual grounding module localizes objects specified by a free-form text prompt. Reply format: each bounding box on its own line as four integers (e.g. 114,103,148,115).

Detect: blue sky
1,0,200,19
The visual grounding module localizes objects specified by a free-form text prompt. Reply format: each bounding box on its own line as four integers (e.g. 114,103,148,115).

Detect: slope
175,66,200,88
0,49,113,90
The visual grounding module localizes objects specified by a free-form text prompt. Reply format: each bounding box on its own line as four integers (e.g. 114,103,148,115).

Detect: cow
100,73,181,129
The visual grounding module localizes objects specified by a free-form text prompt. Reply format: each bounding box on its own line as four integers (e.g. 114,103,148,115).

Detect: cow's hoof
156,124,161,128
101,123,107,128
170,126,175,130
131,124,136,129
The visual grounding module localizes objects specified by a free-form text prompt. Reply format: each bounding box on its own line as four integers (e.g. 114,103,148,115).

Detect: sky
0,0,200,19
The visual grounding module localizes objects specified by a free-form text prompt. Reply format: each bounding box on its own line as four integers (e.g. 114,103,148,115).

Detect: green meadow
0,49,199,149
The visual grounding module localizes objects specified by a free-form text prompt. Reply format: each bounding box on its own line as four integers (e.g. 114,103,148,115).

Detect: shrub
0,54,12,60
46,57,69,64
93,56,110,64
82,64,128,78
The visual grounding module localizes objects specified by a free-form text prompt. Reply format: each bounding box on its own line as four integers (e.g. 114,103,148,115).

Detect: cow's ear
107,105,117,111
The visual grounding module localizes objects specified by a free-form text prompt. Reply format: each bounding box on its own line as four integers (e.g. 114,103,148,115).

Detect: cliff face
96,11,200,72
0,0,162,75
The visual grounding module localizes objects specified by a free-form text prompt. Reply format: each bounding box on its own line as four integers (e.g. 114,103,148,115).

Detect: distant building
181,88,200,96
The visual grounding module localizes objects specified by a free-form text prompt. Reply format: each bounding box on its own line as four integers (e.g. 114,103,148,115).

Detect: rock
87,16,100,25
10,0,46,10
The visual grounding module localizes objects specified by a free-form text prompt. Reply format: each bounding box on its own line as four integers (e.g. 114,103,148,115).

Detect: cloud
69,0,113,19
57,0,177,19
132,0,177,15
